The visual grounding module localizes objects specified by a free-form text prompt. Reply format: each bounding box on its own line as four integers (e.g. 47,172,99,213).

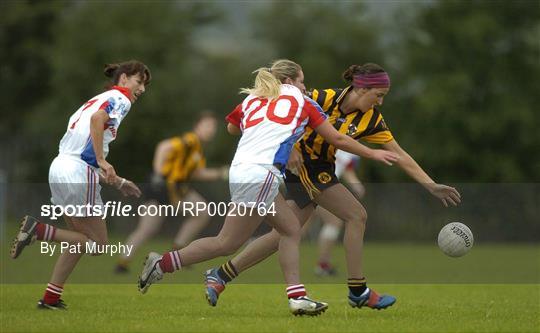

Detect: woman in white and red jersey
138,59,398,316
10,60,151,309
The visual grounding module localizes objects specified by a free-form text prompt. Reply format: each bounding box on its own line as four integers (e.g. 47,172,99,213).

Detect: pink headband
353,72,391,88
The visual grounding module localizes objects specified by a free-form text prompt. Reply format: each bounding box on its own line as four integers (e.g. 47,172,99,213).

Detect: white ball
437,222,474,257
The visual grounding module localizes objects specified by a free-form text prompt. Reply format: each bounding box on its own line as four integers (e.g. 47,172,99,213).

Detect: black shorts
144,174,189,205
284,159,339,209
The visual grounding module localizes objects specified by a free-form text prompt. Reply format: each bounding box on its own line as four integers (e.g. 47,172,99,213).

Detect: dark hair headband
353,72,391,88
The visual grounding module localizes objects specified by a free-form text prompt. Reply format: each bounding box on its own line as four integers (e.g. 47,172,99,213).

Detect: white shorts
229,164,282,208
48,155,103,217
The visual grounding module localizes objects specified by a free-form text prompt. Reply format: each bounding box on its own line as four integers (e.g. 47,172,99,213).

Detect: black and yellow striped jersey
160,132,206,183
297,86,394,162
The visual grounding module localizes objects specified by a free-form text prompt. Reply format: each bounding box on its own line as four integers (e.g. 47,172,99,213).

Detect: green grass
1,224,539,332
1,240,538,284
1,284,538,332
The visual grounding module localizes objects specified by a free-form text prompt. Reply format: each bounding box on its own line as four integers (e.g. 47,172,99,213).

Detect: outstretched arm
382,139,461,207
314,121,399,166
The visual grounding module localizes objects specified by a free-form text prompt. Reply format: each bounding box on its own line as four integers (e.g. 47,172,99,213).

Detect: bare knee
278,222,302,241
271,230,281,252
343,205,367,228
67,234,91,251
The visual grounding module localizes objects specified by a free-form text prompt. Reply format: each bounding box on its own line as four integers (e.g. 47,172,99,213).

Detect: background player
115,112,227,273
10,60,151,309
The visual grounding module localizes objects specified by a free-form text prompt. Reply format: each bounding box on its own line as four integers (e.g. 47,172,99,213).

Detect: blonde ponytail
240,59,302,100
240,67,281,100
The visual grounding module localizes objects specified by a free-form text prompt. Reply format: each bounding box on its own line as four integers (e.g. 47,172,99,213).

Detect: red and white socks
43,283,63,305
286,284,307,299
35,223,56,241
158,250,182,273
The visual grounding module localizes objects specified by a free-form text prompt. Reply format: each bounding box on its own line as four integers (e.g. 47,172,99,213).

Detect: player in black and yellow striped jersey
158,130,208,204
210,63,462,310
116,112,228,273
302,87,393,162
286,86,394,207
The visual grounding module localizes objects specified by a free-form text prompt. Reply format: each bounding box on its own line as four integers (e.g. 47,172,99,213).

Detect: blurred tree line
1,0,539,183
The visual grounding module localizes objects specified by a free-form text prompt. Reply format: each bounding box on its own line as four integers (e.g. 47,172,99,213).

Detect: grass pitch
1,284,538,332
1,228,539,332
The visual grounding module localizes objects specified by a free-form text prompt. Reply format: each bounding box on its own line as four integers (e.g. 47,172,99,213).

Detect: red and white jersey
58,86,132,168
226,84,327,167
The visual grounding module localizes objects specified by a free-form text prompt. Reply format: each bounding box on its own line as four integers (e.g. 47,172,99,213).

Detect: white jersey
58,86,132,168
226,84,326,168
334,150,360,178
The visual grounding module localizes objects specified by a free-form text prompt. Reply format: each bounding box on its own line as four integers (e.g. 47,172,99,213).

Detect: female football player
10,60,151,309
137,59,399,316
207,62,461,310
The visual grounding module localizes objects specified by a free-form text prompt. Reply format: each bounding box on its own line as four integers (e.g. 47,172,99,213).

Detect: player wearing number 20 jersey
227,84,326,170
225,84,326,207
139,60,330,316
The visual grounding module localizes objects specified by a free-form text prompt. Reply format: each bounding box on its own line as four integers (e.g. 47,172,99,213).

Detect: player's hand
98,159,117,185
117,178,142,198
369,149,399,166
286,149,303,176
428,183,461,207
